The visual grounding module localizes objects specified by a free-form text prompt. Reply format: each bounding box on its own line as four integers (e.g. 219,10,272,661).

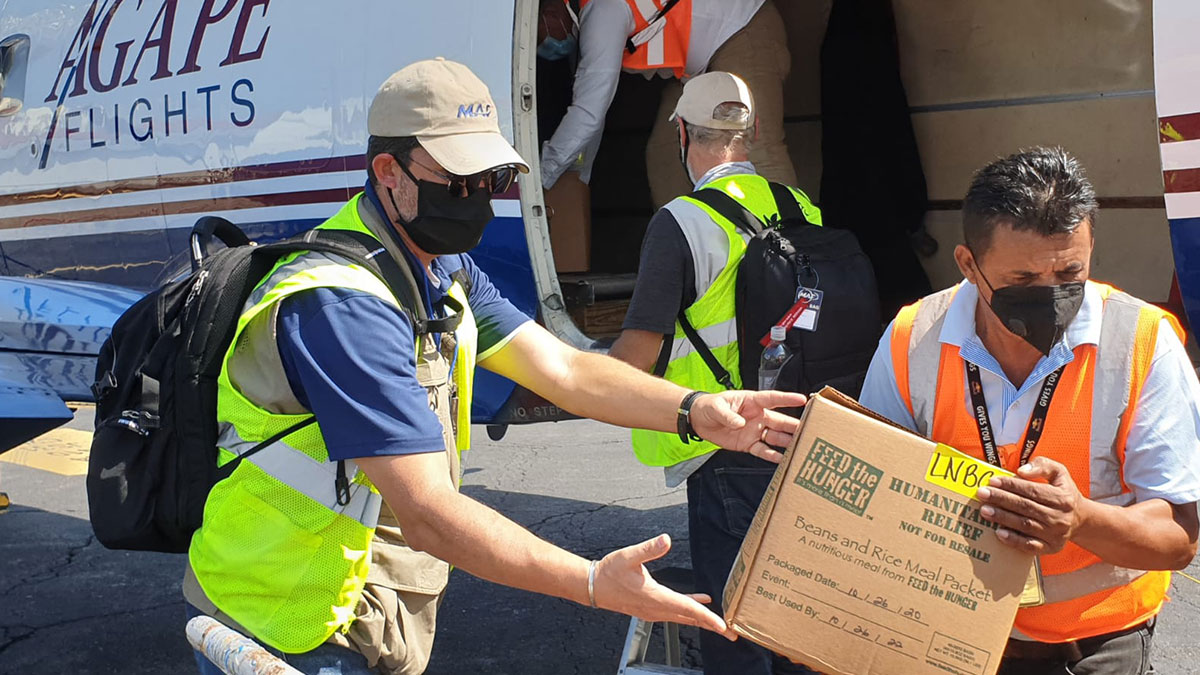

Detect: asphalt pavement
2,414,1199,674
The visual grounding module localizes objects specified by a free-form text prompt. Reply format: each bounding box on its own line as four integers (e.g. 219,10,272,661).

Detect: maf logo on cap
457,102,494,118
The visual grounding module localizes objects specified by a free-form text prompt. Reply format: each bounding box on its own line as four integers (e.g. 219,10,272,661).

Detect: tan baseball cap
669,71,755,130
368,58,529,175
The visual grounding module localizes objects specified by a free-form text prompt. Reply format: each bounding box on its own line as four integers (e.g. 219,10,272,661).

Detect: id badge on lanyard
1020,557,1046,607
965,362,1065,608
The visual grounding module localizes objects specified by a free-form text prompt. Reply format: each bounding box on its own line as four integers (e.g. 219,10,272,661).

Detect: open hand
688,390,808,463
976,457,1085,554
594,534,737,640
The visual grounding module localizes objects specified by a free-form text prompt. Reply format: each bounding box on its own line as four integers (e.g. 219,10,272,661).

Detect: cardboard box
724,388,1033,675
544,171,591,273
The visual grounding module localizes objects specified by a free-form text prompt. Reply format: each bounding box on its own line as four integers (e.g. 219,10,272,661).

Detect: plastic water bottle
758,325,792,390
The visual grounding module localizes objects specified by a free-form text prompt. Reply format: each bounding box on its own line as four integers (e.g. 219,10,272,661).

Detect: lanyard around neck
964,361,1065,470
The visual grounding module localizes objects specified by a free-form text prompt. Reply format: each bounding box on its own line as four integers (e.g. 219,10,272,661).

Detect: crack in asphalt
522,491,682,533
0,601,181,662
0,534,96,598
0,625,35,663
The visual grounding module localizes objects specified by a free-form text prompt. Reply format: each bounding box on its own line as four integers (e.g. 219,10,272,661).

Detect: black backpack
87,217,445,553
671,183,882,400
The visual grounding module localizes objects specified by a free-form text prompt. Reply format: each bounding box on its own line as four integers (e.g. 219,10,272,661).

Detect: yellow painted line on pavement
0,427,92,476
1178,571,1200,585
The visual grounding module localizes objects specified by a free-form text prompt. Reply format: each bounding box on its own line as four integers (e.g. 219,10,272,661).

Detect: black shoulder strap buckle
335,460,352,507
425,294,465,335
91,371,118,402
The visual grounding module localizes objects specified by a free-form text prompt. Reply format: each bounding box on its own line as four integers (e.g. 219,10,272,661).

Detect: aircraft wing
0,277,141,453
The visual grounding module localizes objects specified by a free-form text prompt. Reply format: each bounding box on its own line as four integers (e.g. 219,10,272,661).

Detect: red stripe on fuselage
1161,112,1200,144
0,153,526,208
1165,168,1200,194
0,187,356,230
0,154,368,208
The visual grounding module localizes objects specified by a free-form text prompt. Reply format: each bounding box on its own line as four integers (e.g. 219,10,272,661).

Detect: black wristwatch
677,391,706,444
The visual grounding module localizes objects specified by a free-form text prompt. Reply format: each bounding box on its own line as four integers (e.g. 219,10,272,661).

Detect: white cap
669,71,755,130
368,58,529,175
770,325,788,342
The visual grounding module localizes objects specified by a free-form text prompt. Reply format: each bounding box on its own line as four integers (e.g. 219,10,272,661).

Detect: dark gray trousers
997,620,1155,675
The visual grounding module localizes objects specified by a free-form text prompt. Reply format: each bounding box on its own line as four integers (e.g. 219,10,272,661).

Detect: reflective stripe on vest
216,423,383,530
631,174,821,467
581,0,692,77
190,194,478,653
889,280,1182,643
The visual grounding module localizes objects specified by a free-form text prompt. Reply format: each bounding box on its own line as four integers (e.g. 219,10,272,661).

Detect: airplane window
0,34,30,117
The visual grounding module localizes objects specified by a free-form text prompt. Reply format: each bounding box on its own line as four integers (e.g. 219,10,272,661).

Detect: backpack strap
687,188,763,238
268,230,465,337
626,0,682,54
301,229,425,321
676,310,736,390
190,216,252,271
652,335,672,377
215,417,318,482
674,188,763,389
767,182,810,225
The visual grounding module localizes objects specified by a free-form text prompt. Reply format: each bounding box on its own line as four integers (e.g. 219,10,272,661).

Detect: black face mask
679,127,694,184
388,161,494,255
975,263,1085,356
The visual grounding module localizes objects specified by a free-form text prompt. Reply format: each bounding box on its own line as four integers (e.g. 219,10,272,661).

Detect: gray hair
684,102,753,154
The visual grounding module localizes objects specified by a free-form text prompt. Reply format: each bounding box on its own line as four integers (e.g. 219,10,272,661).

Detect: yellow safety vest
189,194,477,652
631,174,821,467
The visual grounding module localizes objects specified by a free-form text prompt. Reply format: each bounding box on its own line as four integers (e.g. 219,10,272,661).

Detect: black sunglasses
404,157,518,196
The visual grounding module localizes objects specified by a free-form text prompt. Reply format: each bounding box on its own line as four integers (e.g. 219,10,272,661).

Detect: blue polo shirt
273,190,532,461
859,280,1200,505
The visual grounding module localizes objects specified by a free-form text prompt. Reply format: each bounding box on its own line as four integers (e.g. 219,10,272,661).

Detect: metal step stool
618,566,703,675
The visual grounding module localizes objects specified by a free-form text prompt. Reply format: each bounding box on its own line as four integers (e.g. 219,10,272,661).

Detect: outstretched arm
481,322,805,461
358,451,734,634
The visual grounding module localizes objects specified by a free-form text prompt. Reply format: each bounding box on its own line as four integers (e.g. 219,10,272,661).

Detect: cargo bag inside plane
87,217,430,553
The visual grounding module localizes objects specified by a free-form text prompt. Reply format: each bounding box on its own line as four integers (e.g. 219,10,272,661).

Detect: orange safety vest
580,0,693,77
889,281,1184,643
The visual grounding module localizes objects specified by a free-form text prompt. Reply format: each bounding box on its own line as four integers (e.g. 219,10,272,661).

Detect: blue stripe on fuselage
1169,217,1200,332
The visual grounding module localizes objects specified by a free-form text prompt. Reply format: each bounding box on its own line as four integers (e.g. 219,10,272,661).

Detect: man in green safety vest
184,58,807,675
610,71,821,674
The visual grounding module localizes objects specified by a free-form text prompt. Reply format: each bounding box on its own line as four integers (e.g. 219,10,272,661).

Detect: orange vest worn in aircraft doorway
889,281,1183,643
581,0,692,78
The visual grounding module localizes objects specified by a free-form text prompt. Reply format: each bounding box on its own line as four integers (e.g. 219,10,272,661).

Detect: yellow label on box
925,443,1013,501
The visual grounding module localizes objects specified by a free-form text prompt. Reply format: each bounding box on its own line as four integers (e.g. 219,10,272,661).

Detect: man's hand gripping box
723,388,1033,675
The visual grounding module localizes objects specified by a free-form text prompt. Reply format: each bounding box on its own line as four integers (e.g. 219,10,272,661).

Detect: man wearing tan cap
184,58,808,675
611,71,821,674
537,0,797,209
